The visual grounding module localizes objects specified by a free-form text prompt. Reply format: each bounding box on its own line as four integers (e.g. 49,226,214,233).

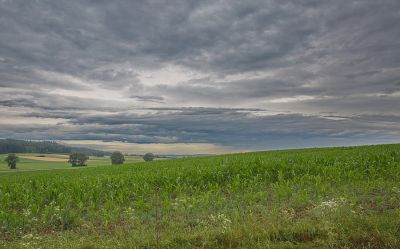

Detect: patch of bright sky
34,69,91,90
216,70,277,83
268,95,316,103
364,91,400,98
49,88,123,101
137,64,203,87
240,109,292,117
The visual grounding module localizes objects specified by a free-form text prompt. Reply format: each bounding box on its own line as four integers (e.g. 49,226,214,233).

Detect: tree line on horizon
0,139,109,157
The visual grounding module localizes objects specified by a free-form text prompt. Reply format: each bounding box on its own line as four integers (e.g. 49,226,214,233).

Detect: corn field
1,144,400,248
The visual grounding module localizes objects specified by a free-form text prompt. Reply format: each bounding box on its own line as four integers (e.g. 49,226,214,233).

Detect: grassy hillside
1,144,400,248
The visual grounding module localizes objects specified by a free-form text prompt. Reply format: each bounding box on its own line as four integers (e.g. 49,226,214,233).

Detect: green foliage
143,152,155,161
4,153,18,169
0,144,400,248
110,151,125,165
68,152,89,167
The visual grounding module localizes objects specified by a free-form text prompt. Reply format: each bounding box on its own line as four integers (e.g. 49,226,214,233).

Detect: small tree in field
5,154,18,169
143,153,155,162
68,152,89,167
111,151,125,165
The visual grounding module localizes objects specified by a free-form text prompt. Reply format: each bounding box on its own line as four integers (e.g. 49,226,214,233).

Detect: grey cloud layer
0,0,399,149
3,108,400,149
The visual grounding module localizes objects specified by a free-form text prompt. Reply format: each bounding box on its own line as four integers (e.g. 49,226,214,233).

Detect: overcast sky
1,0,400,154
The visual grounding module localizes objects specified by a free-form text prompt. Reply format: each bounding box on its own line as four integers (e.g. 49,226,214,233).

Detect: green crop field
1,144,400,248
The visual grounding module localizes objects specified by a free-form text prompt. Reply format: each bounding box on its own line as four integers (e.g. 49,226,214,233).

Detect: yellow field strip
18,155,68,162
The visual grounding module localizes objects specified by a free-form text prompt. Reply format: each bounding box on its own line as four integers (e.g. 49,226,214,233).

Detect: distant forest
0,139,109,156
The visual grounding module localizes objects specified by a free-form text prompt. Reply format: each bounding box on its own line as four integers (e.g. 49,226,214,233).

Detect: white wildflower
22,209,31,217
319,199,339,209
22,233,33,240
208,213,232,232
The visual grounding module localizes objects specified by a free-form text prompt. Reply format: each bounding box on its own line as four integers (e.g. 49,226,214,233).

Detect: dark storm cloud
1,0,399,75
0,0,400,149
0,89,129,111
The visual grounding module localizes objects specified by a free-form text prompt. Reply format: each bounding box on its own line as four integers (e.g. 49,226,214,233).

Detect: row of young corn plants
0,144,399,240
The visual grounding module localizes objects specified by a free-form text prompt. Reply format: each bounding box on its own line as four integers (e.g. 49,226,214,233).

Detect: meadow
0,154,144,172
1,144,400,248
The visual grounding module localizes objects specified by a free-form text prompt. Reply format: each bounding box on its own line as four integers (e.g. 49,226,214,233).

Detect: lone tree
110,151,125,165
5,153,19,169
68,152,89,167
143,152,155,162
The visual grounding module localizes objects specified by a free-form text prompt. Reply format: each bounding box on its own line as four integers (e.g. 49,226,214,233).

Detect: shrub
5,153,19,169
143,153,155,162
68,152,89,167
110,151,125,165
